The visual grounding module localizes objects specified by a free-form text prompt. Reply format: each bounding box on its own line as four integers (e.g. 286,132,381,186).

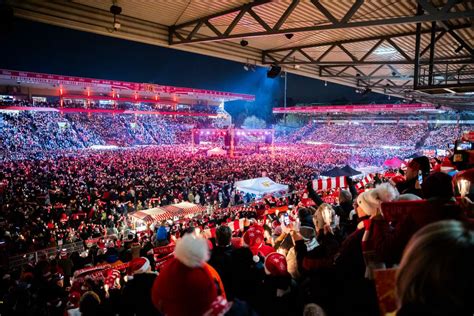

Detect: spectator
396,220,474,316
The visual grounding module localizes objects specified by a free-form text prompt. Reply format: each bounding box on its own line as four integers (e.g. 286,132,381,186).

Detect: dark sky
0,18,394,123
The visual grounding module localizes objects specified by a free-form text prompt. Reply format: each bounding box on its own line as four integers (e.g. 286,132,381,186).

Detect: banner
312,176,347,191
356,174,375,189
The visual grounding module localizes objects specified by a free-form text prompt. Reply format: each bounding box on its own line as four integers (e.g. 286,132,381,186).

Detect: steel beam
415,82,474,91
340,0,364,23
261,55,473,65
417,0,474,55
265,23,471,54
428,21,436,85
170,1,474,45
413,5,424,89
273,0,300,31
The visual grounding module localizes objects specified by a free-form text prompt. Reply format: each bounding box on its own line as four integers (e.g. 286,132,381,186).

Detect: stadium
0,1,473,316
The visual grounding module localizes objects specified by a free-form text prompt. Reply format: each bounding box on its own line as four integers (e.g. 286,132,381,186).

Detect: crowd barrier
8,241,85,269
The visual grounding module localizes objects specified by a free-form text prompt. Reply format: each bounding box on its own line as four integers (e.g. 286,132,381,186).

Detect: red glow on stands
134,92,138,100
59,86,63,96
87,89,90,97
62,95,178,106
273,103,435,114
0,68,256,102
0,106,216,117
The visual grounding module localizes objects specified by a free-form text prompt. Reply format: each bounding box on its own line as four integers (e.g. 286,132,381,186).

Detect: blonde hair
396,220,474,313
313,203,335,231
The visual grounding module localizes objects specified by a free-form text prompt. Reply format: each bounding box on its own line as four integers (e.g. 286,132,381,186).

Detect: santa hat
151,234,228,316
60,249,67,258
68,291,81,308
127,257,151,279
391,175,405,184
243,225,264,248
264,252,289,277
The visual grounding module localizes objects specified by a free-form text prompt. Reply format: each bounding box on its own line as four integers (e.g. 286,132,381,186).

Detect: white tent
235,177,288,196
207,147,227,156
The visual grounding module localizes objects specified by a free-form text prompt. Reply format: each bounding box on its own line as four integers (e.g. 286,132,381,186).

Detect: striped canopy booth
129,202,206,226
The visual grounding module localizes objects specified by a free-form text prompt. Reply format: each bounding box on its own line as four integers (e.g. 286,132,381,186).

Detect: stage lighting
243,64,249,71
285,33,294,39
360,88,372,96
324,81,327,86
240,39,249,47
109,4,122,31
267,64,281,78
110,4,122,15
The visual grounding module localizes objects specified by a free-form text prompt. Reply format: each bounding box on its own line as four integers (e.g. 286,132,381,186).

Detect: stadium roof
272,103,440,114
7,0,474,109
0,69,255,104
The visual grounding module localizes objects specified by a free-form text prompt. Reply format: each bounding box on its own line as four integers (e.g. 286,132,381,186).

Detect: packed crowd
0,112,214,160
295,123,427,147
277,122,472,150
0,99,219,113
0,105,473,315
1,148,473,316
423,125,471,148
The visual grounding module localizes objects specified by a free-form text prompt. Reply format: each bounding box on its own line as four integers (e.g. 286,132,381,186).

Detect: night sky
0,18,394,123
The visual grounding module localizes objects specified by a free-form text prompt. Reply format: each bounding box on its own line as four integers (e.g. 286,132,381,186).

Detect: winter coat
120,273,160,316
255,274,297,316
371,199,463,265
396,178,422,197
208,245,235,300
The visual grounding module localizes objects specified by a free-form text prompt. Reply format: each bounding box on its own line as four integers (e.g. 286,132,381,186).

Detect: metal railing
7,241,84,269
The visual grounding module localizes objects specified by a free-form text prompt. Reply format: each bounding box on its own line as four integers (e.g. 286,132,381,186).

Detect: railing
7,241,84,269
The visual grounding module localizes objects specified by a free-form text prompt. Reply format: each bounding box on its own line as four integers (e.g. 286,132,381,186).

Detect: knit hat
339,189,352,204
357,183,399,216
397,193,422,201
151,234,229,316
156,226,168,242
264,252,289,277
127,257,151,277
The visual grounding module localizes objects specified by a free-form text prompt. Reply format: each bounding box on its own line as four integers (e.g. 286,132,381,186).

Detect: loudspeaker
193,133,200,145
265,134,272,144
267,65,281,78
224,133,231,146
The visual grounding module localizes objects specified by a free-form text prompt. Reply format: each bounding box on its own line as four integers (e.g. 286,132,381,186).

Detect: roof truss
169,0,474,45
